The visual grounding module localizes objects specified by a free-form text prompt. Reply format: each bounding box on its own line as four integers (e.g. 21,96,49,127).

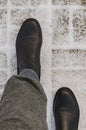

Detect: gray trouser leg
0,76,48,130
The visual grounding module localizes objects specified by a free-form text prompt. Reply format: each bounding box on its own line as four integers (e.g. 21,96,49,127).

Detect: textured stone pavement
0,0,86,130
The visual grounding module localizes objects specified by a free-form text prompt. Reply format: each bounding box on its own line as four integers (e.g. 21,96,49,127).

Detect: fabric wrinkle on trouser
0,76,48,130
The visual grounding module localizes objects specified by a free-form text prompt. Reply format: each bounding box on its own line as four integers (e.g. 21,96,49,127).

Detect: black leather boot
53,87,80,130
16,18,42,79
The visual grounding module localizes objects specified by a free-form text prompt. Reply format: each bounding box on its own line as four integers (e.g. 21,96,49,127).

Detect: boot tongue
60,111,77,130
21,34,39,58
